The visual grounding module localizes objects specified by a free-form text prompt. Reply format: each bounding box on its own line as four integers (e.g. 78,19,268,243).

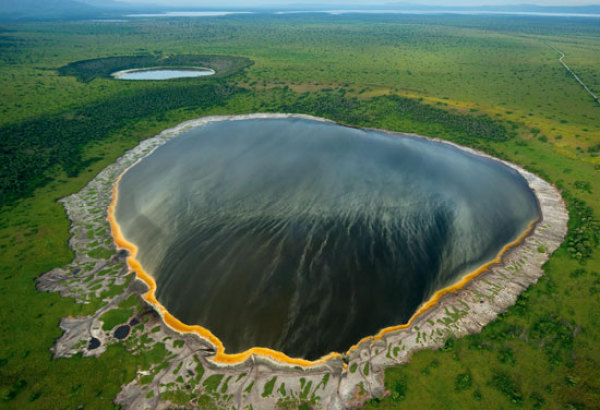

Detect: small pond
112,67,215,80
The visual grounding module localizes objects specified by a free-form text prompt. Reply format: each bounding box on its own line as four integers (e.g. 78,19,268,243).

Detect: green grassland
0,14,599,408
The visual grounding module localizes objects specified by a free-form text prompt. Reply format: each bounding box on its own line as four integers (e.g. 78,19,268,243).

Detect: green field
0,14,599,409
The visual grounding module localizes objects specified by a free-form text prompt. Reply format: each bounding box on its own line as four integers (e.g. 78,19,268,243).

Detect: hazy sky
115,0,599,6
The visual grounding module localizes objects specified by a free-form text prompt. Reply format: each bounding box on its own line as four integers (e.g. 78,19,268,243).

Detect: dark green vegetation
0,83,240,205
277,94,512,143
58,54,253,82
0,13,599,409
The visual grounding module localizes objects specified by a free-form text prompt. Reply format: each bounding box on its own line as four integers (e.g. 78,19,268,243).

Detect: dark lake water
115,118,540,360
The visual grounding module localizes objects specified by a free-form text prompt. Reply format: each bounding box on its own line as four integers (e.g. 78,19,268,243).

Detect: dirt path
549,44,600,106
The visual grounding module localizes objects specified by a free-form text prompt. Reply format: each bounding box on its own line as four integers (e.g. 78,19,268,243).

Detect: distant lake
128,10,600,19
280,10,600,18
112,68,215,81
115,118,540,360
324,10,600,18
127,11,254,17
89,19,129,22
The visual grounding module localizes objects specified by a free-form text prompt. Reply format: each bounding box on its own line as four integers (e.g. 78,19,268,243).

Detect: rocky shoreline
37,114,568,409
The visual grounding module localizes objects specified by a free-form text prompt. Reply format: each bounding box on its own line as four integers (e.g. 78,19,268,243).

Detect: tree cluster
0,84,242,206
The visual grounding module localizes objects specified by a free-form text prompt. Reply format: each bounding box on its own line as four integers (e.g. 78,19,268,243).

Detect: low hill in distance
1,0,98,21
2,1,600,21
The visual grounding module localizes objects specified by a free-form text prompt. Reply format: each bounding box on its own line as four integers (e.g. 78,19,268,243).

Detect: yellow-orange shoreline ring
108,172,538,368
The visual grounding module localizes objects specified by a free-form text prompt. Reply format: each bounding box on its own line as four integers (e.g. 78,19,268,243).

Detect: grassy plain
0,13,599,408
